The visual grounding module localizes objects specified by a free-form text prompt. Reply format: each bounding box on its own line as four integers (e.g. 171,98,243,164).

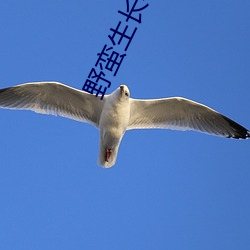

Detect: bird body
98,85,130,167
0,82,249,168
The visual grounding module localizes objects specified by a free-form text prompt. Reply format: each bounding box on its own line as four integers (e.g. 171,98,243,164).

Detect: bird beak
120,85,124,93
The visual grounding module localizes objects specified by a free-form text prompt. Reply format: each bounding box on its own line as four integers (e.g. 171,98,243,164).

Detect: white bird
0,82,249,168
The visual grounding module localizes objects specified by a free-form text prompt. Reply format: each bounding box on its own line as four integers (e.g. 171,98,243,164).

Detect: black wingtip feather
0,88,8,94
222,115,249,139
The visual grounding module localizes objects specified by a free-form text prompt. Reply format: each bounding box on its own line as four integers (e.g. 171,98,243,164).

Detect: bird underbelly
99,108,128,148
102,128,124,148
99,127,125,166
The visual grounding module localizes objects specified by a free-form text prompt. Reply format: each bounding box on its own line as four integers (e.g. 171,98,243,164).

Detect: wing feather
0,82,104,127
128,97,249,139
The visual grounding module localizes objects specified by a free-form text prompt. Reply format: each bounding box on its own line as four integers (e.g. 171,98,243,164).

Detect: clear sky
0,1,249,249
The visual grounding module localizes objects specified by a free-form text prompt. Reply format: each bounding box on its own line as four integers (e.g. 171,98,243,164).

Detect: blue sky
0,1,249,249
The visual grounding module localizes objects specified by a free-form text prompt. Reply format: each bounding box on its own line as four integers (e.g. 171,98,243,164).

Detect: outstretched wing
128,97,249,139
0,82,104,127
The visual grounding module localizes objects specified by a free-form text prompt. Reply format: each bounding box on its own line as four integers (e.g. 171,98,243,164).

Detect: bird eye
125,92,129,97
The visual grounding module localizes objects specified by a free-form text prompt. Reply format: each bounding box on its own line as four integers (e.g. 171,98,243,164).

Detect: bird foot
105,149,112,162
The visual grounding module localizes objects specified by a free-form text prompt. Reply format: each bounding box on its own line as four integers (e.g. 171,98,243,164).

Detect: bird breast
99,98,130,144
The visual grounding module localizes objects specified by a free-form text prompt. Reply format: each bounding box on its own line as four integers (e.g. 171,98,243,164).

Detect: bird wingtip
222,115,249,139
0,88,8,94
247,130,250,139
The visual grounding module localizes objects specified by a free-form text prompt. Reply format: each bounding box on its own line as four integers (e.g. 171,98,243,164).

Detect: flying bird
0,82,249,168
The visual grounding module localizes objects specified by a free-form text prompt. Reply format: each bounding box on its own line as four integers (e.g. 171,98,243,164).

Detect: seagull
0,82,249,168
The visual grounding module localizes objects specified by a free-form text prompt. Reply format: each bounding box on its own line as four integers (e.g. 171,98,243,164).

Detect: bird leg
105,149,112,162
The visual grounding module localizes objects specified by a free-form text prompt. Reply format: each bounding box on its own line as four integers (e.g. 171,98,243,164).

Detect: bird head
119,84,130,98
